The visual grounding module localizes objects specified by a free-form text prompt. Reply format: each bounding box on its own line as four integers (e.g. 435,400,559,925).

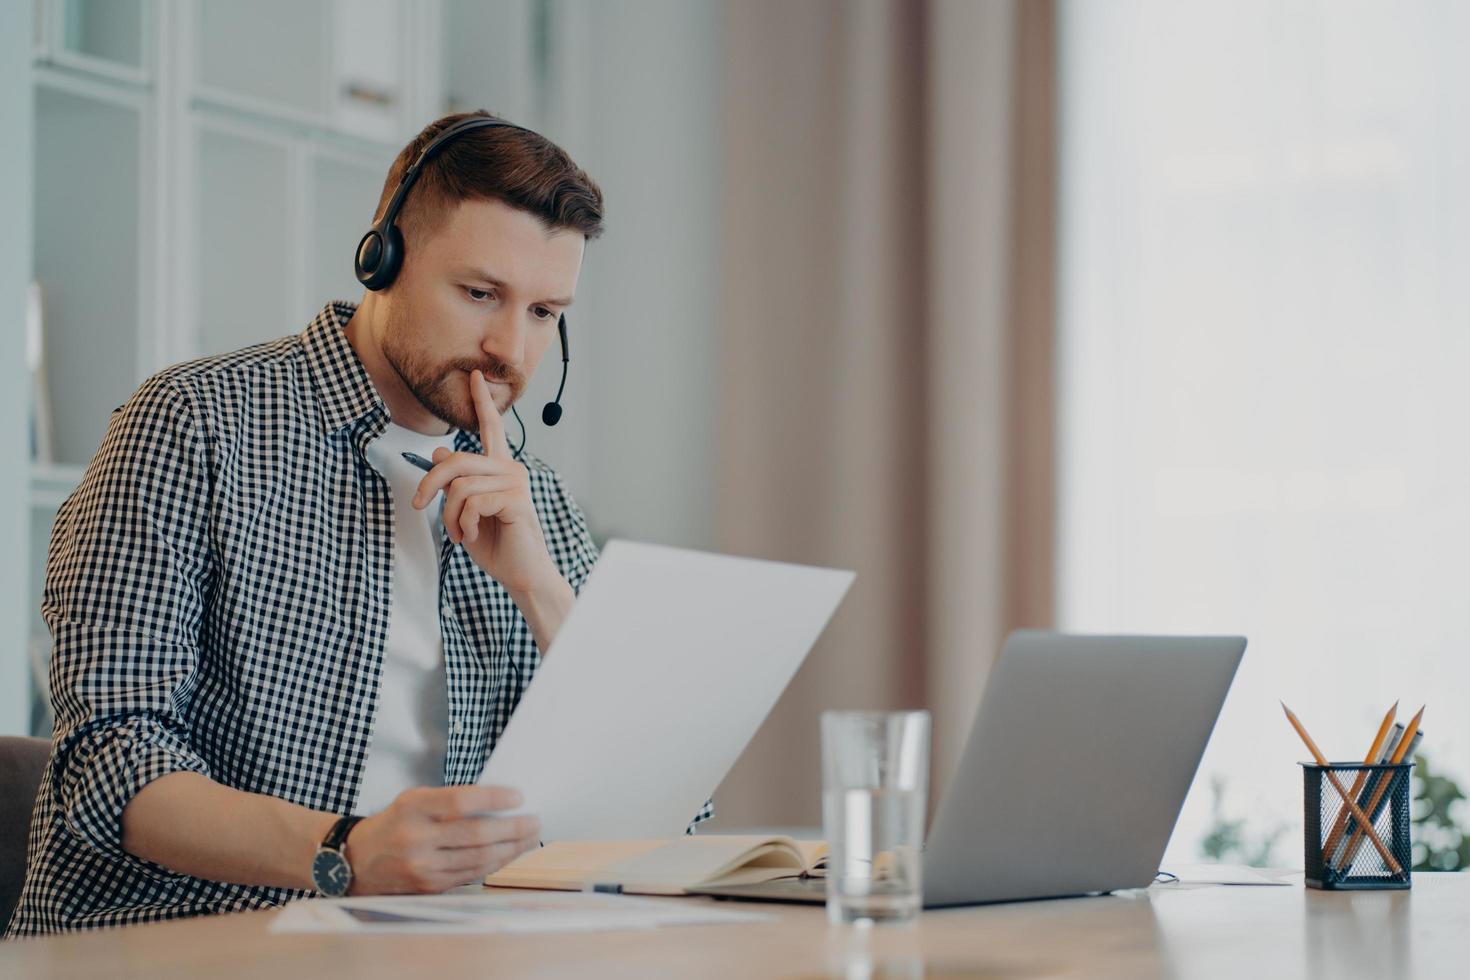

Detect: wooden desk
3,874,1464,978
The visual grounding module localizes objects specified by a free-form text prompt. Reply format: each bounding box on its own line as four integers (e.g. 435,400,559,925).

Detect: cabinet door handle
342,83,396,108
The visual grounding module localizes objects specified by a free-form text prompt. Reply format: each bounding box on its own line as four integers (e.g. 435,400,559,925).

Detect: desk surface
3,874,1465,979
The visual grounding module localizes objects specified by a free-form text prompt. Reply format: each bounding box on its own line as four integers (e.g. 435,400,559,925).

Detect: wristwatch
311,815,364,897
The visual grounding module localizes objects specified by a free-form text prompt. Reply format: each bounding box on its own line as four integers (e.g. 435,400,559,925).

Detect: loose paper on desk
477,540,854,840
270,891,773,935
1162,864,1293,886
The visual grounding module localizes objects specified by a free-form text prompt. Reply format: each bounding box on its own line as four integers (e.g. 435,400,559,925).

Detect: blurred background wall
7,0,1470,868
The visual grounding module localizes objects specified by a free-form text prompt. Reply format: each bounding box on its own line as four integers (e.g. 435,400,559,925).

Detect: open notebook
485,836,828,896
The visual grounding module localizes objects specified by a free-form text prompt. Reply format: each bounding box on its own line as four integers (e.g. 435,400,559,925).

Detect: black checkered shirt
8,302,711,937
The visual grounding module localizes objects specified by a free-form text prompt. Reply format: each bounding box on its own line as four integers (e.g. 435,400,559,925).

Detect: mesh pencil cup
1301,762,1413,890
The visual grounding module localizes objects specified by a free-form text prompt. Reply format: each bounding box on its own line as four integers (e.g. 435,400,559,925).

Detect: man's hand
411,369,575,650
412,369,554,594
346,785,539,895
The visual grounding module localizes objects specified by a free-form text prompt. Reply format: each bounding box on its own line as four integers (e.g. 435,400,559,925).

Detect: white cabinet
195,0,330,121
22,0,454,735
443,0,536,121
23,0,557,735
193,0,412,143
59,0,148,75
183,0,417,358
310,151,393,306
33,80,146,466
330,0,410,143
189,124,394,358
193,124,295,355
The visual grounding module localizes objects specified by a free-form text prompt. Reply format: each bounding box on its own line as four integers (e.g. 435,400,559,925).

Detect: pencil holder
1302,762,1413,890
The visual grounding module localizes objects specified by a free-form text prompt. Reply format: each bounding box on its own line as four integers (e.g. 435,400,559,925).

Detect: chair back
0,736,50,937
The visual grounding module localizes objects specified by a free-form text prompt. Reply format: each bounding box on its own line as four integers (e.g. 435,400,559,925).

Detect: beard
380,305,527,432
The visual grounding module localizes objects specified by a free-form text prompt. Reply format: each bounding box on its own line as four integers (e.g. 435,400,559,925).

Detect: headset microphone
542,314,569,427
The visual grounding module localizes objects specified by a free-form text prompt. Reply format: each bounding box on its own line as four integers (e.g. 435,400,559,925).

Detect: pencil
1281,703,1403,876
1325,721,1403,870
1337,705,1424,872
1320,702,1397,865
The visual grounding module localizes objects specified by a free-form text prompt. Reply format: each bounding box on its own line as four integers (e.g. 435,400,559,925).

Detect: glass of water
821,710,930,925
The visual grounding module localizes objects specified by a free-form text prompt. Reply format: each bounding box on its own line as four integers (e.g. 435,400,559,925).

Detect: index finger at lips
471,369,512,459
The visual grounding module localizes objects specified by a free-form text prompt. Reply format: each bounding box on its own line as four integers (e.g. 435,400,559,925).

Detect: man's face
380,196,585,431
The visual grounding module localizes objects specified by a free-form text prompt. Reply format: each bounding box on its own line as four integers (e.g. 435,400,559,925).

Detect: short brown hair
374,110,604,245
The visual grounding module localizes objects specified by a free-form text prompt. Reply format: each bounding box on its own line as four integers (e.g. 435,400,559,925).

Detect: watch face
312,849,352,897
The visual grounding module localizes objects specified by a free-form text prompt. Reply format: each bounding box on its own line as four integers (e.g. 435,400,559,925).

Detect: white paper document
1161,864,1294,886
478,539,855,840
270,891,774,935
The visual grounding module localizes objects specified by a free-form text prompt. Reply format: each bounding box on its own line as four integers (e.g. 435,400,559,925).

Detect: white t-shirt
356,422,458,814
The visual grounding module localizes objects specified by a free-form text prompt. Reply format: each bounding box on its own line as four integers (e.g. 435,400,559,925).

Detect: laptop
694,631,1245,907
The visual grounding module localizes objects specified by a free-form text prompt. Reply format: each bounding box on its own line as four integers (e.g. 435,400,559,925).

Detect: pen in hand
402,451,436,473
402,452,445,504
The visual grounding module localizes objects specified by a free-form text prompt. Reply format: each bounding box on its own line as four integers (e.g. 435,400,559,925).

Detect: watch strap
321,814,364,853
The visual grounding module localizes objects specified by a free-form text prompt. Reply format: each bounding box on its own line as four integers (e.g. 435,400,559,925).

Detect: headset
355,115,571,458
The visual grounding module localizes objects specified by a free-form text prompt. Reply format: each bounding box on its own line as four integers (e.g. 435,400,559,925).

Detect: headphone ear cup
355,223,404,290
354,229,383,286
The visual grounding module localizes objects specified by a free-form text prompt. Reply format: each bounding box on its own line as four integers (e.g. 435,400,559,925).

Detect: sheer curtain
1060,0,1470,861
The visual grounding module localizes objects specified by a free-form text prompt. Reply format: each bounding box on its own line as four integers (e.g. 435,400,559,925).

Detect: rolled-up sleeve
545,468,600,596
42,375,214,872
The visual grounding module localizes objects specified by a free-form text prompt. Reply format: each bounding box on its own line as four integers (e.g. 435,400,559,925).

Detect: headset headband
376,117,531,235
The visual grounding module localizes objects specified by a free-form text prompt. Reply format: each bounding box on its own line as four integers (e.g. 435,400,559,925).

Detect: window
1059,0,1470,862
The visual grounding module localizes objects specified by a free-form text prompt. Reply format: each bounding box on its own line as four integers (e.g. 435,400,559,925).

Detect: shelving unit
23,0,561,735
17,0,727,742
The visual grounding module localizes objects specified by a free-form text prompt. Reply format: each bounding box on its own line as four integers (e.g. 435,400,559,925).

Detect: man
8,111,708,937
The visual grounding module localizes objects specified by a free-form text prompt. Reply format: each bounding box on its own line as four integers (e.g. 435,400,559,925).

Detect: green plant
1411,752,1470,872
1199,774,1288,867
